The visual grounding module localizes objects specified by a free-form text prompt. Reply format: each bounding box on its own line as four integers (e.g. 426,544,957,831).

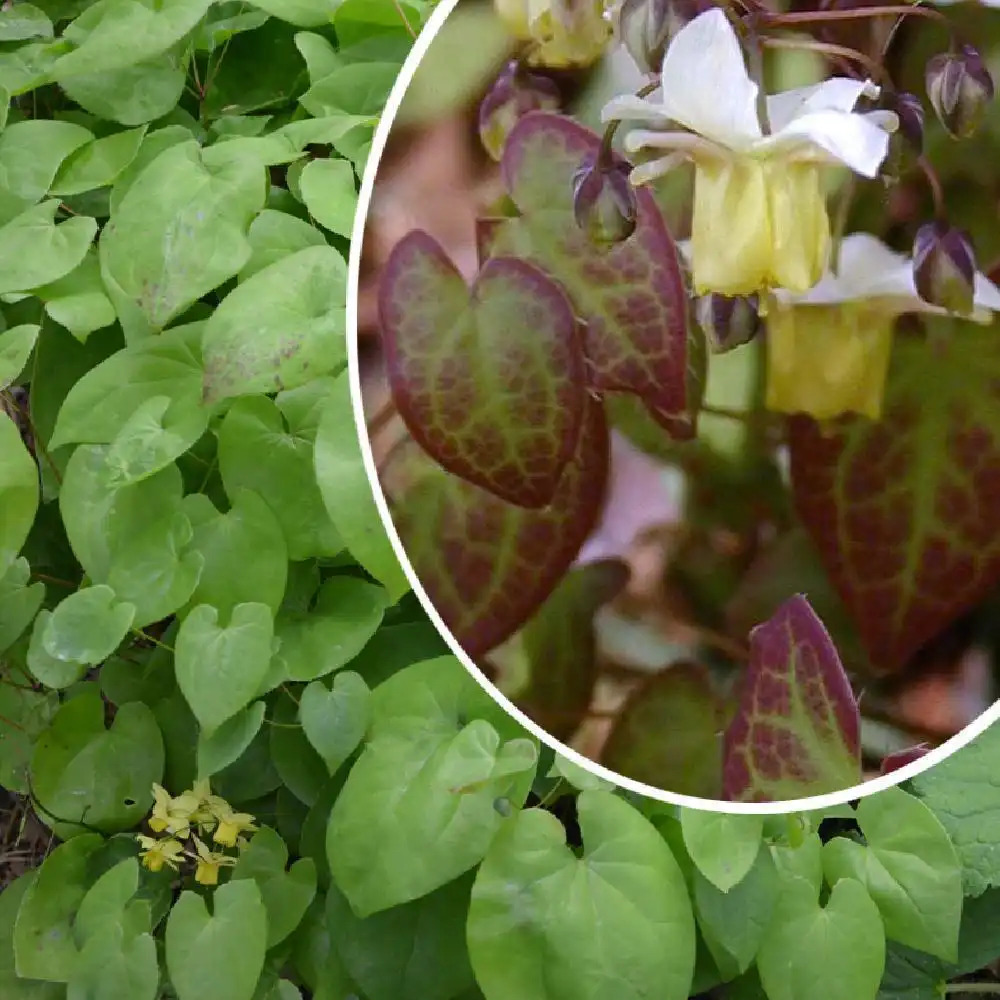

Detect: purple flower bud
926,45,994,139
572,153,638,247
616,0,712,75
478,61,562,162
879,743,930,776
913,221,977,316
694,292,761,354
890,91,925,154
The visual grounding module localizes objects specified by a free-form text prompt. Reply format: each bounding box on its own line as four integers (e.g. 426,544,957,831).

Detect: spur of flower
765,232,1000,420
602,7,897,296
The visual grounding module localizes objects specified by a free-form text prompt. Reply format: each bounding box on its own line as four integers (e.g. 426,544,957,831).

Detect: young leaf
326,656,538,916
601,662,727,798
680,811,764,893
325,874,476,1000
27,609,88,689
757,876,885,1000
0,411,39,575
231,826,317,948
384,397,610,657
790,331,1000,671
298,158,356,237
722,595,862,802
467,791,696,1000
381,230,586,508
313,372,410,602
822,786,962,961
492,111,694,435
42,583,136,664
174,602,274,734
299,671,371,774
165,880,267,1000
201,245,348,404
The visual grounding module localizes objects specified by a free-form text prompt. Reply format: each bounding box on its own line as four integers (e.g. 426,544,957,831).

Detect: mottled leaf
722,595,861,802
381,231,586,508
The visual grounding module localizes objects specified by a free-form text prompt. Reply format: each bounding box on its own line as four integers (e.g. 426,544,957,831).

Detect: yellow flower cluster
495,0,612,68
136,779,257,886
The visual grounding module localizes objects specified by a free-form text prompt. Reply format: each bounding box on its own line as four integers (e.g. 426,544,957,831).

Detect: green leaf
269,687,330,806
202,244,347,404
0,679,58,793
299,62,398,118
27,609,88,689
467,791,697,1000
68,921,159,1000
0,4,54,41
298,158,356,237
326,874,476,1000
12,833,104,981
54,0,214,76
0,119,92,213
770,832,824,896
0,872,64,999
217,394,345,559
30,685,164,835
100,140,265,331
299,671,370,774
231,826,317,947
758,876,885,1000
109,124,192,215
42,584,136,664
0,324,40,389
273,576,386,683
175,602,275,733
822,786,963,961
0,411,39,575
693,843,780,980
196,700,266,778
0,558,45,654
327,656,538,916
181,489,288,619
244,0,340,26
33,251,116,343
314,373,409,601
680,812,764,893
239,208,326,281
72,857,144,945
51,321,204,449
165,880,268,1000
49,125,147,196
0,201,97,296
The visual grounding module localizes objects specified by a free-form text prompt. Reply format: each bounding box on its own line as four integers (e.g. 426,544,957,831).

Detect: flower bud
889,91,925,154
572,153,638,247
913,221,977,316
694,292,761,354
478,61,561,161
615,0,711,75
926,45,994,139
879,743,930,776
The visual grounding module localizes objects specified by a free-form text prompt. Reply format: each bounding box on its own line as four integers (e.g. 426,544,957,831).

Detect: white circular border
345,0,1000,814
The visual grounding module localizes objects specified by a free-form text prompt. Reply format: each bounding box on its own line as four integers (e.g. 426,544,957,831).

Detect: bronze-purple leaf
382,398,610,657
380,229,587,509
491,111,694,435
722,594,862,802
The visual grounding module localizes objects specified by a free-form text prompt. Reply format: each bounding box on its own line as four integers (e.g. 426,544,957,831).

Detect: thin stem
762,36,892,88
131,629,175,654
6,395,62,485
946,985,1000,995
765,4,949,29
391,0,418,39
918,154,945,218
367,396,399,439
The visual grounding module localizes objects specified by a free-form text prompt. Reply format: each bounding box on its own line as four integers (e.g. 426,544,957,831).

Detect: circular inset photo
350,0,1000,804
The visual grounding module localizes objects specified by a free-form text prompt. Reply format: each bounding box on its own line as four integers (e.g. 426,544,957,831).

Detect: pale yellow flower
148,783,199,837
189,836,237,886
137,835,184,873
496,0,611,68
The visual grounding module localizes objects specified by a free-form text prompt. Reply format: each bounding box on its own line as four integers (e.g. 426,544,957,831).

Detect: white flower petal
658,8,762,150
974,273,1000,313
601,92,669,125
766,78,878,133
760,109,892,177
629,151,688,186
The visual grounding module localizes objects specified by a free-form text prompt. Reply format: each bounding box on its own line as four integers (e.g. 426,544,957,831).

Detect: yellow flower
207,799,257,848
765,233,1000,420
189,836,237,886
496,0,611,68
602,9,897,296
137,835,184,873
149,783,199,837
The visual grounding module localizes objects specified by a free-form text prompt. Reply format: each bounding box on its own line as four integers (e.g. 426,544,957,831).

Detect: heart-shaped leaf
681,812,764,893
42,584,135,664
381,231,586,508
165,880,267,1000
822,786,962,961
383,397,610,657
0,324,39,391
0,411,38,576
299,671,370,774
722,595,861,802
491,111,693,435
757,876,885,1000
467,791,696,1000
175,602,274,734
790,332,1000,672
